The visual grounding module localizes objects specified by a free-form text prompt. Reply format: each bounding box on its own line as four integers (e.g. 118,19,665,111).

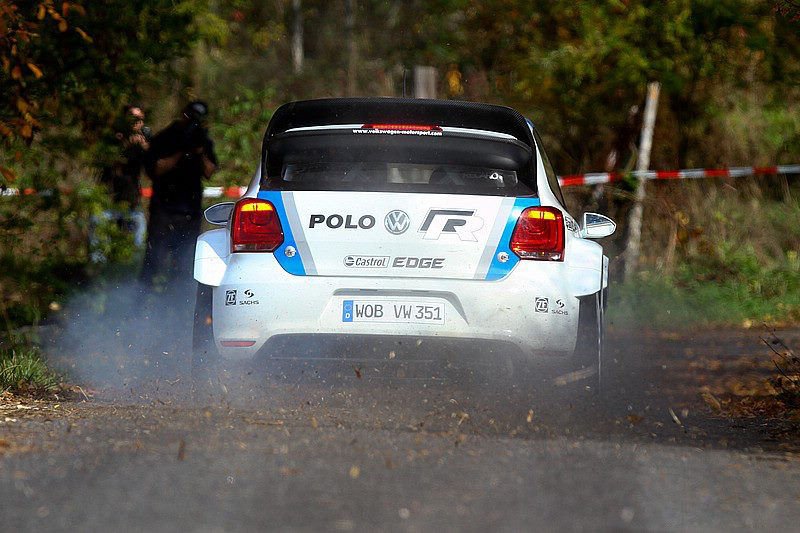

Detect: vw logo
384,210,410,235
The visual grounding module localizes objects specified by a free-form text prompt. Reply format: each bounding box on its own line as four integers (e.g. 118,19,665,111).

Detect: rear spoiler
263,97,535,146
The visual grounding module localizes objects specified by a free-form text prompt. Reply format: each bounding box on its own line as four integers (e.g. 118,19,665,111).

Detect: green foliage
211,86,277,186
502,0,795,169
0,0,166,328
174,0,230,46
1,0,203,187
0,346,60,393
158,1,800,176
0,139,120,330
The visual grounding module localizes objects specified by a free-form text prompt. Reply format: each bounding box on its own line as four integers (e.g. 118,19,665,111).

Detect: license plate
342,300,445,324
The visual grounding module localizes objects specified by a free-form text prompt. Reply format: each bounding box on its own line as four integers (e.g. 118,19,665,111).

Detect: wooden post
624,81,661,281
413,66,437,99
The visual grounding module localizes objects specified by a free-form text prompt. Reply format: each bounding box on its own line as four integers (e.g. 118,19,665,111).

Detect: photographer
140,101,218,288
91,104,150,262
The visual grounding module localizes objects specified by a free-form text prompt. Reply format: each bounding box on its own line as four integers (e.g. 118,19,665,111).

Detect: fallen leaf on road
626,414,644,425
453,411,470,425
526,409,534,423
349,465,360,479
177,439,186,461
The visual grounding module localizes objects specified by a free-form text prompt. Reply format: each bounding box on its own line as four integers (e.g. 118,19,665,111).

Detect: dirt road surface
2,326,799,531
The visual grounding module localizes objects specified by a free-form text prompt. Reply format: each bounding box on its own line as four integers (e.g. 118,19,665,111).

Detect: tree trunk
345,0,357,96
624,81,661,281
413,66,437,99
292,0,304,74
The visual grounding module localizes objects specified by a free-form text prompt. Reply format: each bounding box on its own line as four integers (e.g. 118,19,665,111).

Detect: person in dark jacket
90,104,150,263
140,101,217,288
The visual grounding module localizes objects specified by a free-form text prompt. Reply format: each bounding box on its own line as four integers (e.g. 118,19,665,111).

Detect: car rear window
283,162,518,190
262,129,536,196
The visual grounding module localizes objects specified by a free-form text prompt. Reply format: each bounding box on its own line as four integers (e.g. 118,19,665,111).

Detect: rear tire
571,292,604,394
192,283,220,394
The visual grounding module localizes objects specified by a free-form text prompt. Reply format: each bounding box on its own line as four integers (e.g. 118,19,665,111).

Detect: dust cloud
44,280,195,402
41,275,671,441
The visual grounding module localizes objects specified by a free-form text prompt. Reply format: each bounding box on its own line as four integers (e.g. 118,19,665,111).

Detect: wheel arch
194,228,229,287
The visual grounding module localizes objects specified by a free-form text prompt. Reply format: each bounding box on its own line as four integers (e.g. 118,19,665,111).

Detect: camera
182,120,209,150
181,101,210,150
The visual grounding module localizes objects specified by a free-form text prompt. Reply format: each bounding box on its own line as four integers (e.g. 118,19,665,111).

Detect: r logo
419,209,484,241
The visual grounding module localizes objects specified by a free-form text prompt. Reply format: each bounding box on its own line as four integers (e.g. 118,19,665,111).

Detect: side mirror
580,212,616,239
204,202,234,226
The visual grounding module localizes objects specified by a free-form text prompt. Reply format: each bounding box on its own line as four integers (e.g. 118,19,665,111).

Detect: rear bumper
199,253,589,361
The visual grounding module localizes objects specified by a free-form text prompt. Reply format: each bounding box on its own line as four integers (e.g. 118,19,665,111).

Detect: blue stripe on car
484,197,541,281
257,190,307,276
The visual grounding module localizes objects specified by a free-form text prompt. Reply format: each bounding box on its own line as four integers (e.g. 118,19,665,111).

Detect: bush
0,346,61,393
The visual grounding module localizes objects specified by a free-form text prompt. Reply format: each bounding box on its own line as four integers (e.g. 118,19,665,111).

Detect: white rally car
192,98,615,389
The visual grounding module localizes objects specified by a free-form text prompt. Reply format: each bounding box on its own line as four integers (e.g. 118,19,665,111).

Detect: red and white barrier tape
0,185,249,199
2,165,798,198
557,164,800,187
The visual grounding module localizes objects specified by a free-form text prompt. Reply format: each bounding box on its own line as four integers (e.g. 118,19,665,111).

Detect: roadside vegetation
596,178,800,329
0,338,60,394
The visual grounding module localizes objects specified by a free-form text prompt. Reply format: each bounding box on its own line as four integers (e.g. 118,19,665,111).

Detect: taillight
510,207,564,261
360,124,442,132
231,198,284,253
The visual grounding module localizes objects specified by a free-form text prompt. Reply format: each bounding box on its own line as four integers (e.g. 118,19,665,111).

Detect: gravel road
1,325,799,532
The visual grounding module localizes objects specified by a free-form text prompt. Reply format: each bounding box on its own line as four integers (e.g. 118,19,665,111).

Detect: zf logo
534,297,549,313
419,209,484,241
225,290,237,306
